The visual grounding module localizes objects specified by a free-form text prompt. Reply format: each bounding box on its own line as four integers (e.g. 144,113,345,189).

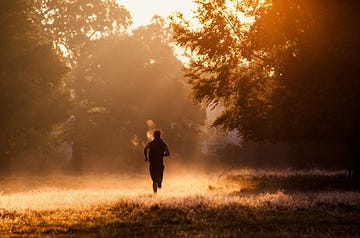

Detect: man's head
153,130,161,139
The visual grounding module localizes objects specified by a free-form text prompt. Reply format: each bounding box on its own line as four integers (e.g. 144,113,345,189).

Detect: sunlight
0,175,271,211
225,0,255,25
116,0,196,28
1,171,359,236
145,119,156,141
2,0,359,236
1,174,358,212
114,0,257,66
0,175,213,211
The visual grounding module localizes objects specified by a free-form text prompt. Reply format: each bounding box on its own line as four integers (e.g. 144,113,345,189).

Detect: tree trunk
0,137,11,176
72,113,83,175
286,142,298,168
0,153,11,176
348,136,360,187
348,120,360,188
72,138,82,174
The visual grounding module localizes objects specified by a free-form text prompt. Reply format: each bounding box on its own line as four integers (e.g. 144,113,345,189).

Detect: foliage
171,0,360,142
170,0,272,140
32,0,133,172
32,0,132,65
253,0,360,142
0,0,70,162
75,19,206,160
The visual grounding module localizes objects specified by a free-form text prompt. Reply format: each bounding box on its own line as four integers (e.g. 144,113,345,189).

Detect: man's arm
164,144,170,157
144,143,150,161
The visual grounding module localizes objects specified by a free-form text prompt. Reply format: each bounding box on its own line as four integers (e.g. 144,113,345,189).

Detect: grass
0,169,359,237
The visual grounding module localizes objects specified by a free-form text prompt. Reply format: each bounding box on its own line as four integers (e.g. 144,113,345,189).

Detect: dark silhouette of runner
144,130,170,193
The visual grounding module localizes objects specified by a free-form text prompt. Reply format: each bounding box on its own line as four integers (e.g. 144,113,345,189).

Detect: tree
252,0,360,180
170,0,272,140
74,18,205,169
171,0,360,179
250,0,360,142
32,0,132,64
33,0,132,172
0,0,70,174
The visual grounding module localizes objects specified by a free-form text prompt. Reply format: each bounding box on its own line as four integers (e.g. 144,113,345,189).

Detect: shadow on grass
225,174,357,193
89,203,360,237
1,173,359,237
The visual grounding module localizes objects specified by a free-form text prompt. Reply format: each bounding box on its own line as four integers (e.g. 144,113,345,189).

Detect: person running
144,130,170,193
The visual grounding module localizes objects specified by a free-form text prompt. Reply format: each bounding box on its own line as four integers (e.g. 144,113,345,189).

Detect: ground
0,169,359,237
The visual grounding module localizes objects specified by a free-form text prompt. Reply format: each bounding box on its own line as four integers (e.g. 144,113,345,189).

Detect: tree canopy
74,19,205,162
32,0,134,172
0,0,70,171
32,0,132,65
171,0,360,142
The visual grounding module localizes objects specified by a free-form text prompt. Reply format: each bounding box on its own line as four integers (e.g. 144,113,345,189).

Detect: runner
144,130,170,193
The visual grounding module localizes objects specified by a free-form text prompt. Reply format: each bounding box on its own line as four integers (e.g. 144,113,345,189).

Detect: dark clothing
144,138,170,184
150,163,164,184
146,138,169,164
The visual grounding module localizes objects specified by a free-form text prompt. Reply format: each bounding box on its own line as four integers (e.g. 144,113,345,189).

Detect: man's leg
152,181,157,193
158,164,165,188
149,164,158,193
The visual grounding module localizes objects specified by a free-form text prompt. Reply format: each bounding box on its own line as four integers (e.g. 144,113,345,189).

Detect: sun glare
1,170,357,212
225,0,255,25
116,0,196,28
115,0,256,66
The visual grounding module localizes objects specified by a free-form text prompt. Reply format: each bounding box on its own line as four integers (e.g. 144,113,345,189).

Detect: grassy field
0,169,359,237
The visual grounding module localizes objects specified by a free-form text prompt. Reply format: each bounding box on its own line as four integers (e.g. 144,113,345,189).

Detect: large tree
32,0,132,65
171,0,272,139
250,0,360,142
33,0,132,172
0,0,70,174
171,0,360,179
74,18,205,170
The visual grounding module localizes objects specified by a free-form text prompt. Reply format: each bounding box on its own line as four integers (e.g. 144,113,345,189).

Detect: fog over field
1,0,360,236
1,170,359,237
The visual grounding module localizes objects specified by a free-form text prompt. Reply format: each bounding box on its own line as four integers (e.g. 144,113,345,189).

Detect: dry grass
0,169,359,237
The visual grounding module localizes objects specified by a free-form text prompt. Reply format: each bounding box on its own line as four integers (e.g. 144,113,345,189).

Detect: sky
116,0,196,27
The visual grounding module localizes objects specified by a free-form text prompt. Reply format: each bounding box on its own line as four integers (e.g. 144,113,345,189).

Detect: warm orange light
116,0,196,28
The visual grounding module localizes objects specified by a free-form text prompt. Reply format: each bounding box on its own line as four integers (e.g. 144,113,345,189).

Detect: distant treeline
215,142,348,170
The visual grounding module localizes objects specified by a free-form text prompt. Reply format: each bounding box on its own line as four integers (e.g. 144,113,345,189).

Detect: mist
1,0,359,236
0,8,207,176
0,0,354,177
